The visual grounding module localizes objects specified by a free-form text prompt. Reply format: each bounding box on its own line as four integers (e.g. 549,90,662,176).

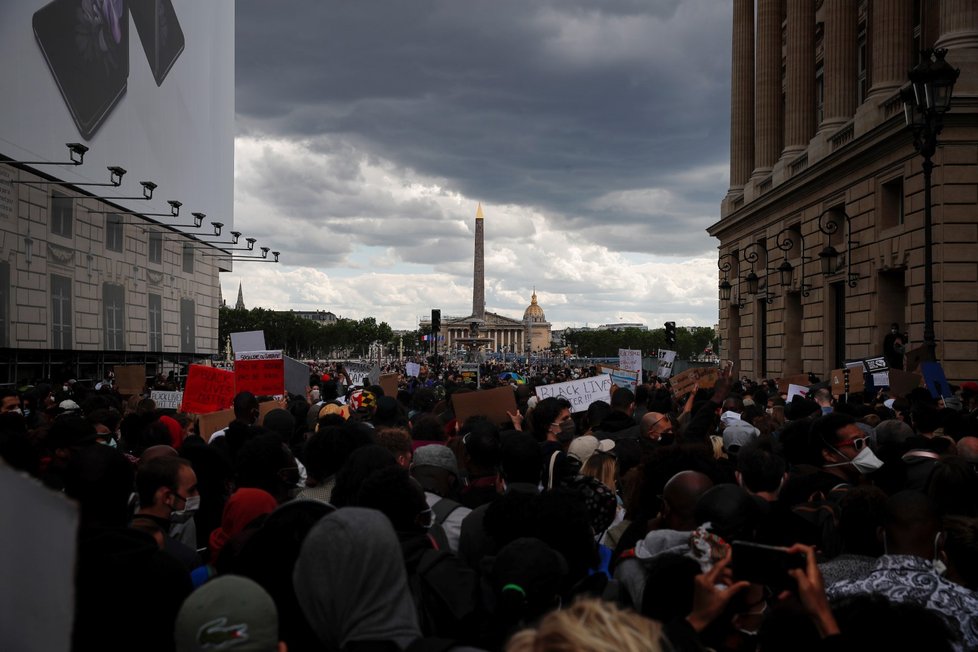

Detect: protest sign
379,373,399,398
887,369,923,398
452,386,518,427
368,365,381,387
618,349,642,373
230,330,266,354
181,365,236,414
258,399,282,425
345,363,371,386
284,355,310,397
863,356,888,373
872,371,890,388
535,375,613,413
234,350,285,397
198,408,234,442
830,368,865,396
406,362,421,378
656,351,677,379
904,345,928,373
150,391,184,411
599,365,639,392
777,374,811,395
1,463,78,652
461,363,480,386
786,384,809,403
113,365,146,395
921,362,951,398
671,367,720,398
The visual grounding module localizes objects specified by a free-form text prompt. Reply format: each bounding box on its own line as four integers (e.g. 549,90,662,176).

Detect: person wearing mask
133,456,203,571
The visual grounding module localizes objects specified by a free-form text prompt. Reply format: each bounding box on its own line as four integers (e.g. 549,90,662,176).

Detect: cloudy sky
223,0,732,331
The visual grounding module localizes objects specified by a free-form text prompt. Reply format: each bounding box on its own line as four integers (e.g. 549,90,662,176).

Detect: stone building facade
709,0,978,383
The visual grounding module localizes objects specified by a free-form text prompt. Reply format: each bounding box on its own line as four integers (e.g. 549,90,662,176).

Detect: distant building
286,310,338,325
596,323,648,332
234,282,245,310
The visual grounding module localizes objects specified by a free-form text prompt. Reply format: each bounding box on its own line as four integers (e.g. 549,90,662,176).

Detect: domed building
522,290,552,353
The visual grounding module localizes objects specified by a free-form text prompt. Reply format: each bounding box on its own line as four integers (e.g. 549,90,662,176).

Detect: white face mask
825,446,884,474
170,494,200,523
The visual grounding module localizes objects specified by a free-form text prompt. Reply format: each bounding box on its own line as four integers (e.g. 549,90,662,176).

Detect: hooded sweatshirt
293,507,421,651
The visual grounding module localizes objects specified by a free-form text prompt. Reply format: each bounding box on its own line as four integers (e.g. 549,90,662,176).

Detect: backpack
407,547,479,640
427,497,463,552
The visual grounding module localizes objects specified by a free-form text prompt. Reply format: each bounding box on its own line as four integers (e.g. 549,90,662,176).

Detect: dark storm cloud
234,0,732,256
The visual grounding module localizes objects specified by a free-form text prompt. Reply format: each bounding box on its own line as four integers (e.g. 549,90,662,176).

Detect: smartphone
33,0,129,139
731,541,806,591
129,0,185,86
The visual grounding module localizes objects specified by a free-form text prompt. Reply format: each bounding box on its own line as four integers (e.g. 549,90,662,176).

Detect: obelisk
473,203,485,320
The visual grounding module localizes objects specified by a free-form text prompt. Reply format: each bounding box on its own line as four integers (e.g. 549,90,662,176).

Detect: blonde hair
581,452,618,493
506,599,663,652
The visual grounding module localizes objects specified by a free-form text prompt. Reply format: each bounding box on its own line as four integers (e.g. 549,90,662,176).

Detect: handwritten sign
235,350,285,397
113,365,146,396
181,365,236,414
345,363,372,386
406,362,421,378
656,351,677,379
671,367,720,398
535,375,613,413
618,349,642,373
453,386,518,426
461,363,480,386
787,384,809,402
777,374,811,396
599,365,639,392
150,391,184,411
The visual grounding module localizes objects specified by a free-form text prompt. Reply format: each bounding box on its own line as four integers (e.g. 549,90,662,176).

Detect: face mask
170,494,200,523
99,437,118,449
557,419,576,443
825,446,884,474
23,408,31,418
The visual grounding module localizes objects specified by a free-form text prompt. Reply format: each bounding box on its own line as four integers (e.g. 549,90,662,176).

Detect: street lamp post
901,48,959,362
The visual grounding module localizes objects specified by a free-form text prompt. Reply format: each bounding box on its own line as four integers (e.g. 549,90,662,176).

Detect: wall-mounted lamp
198,237,259,255
87,199,183,219
11,165,125,187
718,252,736,301
816,208,859,287
775,227,811,296
223,248,281,263
85,180,158,201
2,142,88,166
743,242,774,303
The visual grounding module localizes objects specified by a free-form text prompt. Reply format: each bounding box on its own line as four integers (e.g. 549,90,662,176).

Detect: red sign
180,365,236,414
235,350,285,397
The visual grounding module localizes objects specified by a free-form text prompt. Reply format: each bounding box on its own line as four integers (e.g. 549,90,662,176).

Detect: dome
523,291,547,322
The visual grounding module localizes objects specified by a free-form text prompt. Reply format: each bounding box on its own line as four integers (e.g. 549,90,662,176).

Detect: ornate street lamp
718,252,736,302
743,242,774,304
816,208,859,287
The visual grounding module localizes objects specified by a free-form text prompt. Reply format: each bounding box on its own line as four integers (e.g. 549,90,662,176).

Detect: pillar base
772,146,808,184
744,167,774,203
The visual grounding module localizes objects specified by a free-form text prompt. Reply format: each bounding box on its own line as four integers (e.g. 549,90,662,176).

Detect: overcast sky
224,0,732,331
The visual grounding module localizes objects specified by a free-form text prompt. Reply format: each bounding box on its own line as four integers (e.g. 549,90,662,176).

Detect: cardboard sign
230,330,266,353
904,345,928,373
234,350,285,397
863,356,888,373
599,365,639,392
535,375,614,413
379,373,399,398
787,384,809,402
830,368,865,396
284,355,310,397
113,365,146,395
887,369,924,398
671,367,720,398
777,374,811,395
618,349,642,373
406,362,421,378
452,386,518,427
921,362,951,398
198,408,234,442
656,351,677,379
150,391,184,411
258,399,283,425
181,365,236,414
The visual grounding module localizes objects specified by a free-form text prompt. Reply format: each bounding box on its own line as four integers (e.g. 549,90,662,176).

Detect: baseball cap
412,444,459,476
175,575,279,652
59,399,81,412
721,420,760,453
566,435,615,467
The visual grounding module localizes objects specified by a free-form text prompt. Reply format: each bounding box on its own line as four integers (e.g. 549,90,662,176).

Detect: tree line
563,326,717,359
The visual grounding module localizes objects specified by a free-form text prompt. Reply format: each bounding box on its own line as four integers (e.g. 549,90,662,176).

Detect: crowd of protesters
3,357,978,652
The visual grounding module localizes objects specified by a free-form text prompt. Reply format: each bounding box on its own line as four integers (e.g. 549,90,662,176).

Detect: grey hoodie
614,529,691,609
293,507,421,651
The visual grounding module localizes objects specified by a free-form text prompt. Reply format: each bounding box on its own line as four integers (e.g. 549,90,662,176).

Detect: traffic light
664,321,677,347
431,309,441,335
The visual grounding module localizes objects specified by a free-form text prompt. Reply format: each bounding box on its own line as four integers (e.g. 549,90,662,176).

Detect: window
51,274,73,349
103,283,126,350
148,230,163,265
148,293,163,351
881,178,905,229
180,299,196,353
0,262,8,346
106,213,124,252
51,192,73,238
182,244,194,273
857,22,868,104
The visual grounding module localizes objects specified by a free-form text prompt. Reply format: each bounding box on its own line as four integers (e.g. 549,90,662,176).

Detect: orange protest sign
234,350,285,397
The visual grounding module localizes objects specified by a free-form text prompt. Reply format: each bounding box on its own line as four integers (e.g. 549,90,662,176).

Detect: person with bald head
828,491,978,652
640,411,674,444
957,436,978,467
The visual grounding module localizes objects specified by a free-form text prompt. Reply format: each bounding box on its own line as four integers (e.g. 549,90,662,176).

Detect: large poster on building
0,0,234,226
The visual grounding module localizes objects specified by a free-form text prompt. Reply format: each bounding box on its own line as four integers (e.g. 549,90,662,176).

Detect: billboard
0,0,234,226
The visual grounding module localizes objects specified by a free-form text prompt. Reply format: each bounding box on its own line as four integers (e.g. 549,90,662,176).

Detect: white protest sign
406,362,421,378
618,349,642,373
230,330,266,353
787,384,809,402
150,391,184,411
345,363,371,386
656,350,677,379
599,366,639,392
535,374,613,413
233,349,283,361
872,371,890,387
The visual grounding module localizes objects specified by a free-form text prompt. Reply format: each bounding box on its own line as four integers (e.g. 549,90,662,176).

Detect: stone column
937,0,978,94
821,0,858,130
729,0,755,189
472,203,485,320
754,0,783,174
782,0,816,155
868,0,913,99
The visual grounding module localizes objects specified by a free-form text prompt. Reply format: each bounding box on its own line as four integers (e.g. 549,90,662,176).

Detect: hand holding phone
731,541,806,592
